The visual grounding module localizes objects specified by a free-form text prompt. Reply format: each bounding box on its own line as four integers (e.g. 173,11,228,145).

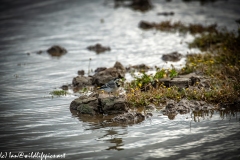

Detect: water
0,0,240,159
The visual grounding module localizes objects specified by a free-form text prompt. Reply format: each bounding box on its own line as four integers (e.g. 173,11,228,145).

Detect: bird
98,78,120,97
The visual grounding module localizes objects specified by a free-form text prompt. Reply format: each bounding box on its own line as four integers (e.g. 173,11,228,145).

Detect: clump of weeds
50,90,69,96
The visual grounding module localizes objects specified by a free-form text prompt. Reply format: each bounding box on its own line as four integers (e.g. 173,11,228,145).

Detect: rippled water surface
0,0,240,159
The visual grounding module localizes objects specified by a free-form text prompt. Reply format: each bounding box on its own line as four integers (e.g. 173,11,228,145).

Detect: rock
78,70,85,76
112,61,126,78
95,67,107,73
93,73,116,86
70,96,98,115
130,0,153,12
100,97,129,115
61,85,69,90
70,94,128,115
87,43,111,54
157,12,174,16
37,50,43,54
162,99,214,116
47,45,67,57
164,100,177,114
175,99,191,114
114,0,152,12
159,77,191,88
139,20,155,30
126,64,151,71
92,61,126,86
145,104,156,110
190,76,200,86
162,52,182,62
72,76,93,87
157,73,211,89
114,61,126,73
112,112,145,123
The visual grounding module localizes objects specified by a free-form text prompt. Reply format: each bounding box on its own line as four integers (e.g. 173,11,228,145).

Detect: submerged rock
112,112,145,123
47,45,67,57
139,21,155,30
87,43,111,54
162,52,182,62
157,11,174,16
61,85,69,90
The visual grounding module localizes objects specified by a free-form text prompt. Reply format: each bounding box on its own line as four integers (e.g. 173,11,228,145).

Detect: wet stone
72,76,93,87
87,43,111,54
162,99,214,116
92,61,125,86
78,70,85,76
157,12,174,16
139,20,155,29
162,51,182,62
47,45,67,57
61,85,69,90
112,112,145,124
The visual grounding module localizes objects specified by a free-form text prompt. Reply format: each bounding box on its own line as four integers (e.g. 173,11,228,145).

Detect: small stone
87,43,111,54
61,85,68,90
78,70,85,76
162,51,182,62
47,45,67,57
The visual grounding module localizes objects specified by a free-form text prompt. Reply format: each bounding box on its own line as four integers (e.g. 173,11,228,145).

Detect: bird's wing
106,80,116,88
99,80,114,89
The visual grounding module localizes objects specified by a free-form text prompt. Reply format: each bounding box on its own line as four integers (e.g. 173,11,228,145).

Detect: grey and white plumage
99,78,120,95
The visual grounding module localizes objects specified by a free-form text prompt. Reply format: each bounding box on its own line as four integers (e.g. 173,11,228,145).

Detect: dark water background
0,0,240,159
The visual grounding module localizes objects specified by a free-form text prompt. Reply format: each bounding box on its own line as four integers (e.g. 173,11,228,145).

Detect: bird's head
113,78,121,87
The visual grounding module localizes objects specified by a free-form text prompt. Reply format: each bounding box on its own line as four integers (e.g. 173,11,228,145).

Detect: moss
78,104,93,114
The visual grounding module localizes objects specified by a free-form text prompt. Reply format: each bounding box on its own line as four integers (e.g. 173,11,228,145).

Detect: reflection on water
0,0,240,159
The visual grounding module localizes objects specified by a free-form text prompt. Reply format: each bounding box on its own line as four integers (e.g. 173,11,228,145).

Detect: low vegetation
125,23,240,107
139,20,218,34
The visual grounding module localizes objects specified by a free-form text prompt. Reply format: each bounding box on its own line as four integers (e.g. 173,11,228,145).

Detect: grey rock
72,76,93,87
92,61,125,86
